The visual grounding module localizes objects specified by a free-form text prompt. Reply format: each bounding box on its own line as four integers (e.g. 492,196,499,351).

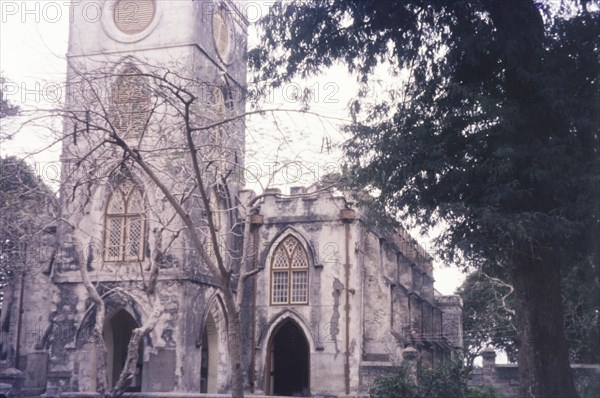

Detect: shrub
370,360,505,398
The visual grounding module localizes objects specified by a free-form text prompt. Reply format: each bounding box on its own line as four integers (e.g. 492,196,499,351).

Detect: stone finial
339,209,356,222
290,186,305,195
402,346,418,361
482,347,497,368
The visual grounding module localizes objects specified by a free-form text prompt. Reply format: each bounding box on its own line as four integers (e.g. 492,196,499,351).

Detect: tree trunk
226,307,245,398
486,2,580,396
511,247,578,398
81,245,109,396
95,336,109,398
110,328,144,397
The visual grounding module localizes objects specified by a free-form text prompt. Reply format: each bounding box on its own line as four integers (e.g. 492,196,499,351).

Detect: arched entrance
267,320,310,396
200,312,219,393
104,309,143,391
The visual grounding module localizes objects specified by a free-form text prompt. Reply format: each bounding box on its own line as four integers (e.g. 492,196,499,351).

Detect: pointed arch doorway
267,320,310,396
103,309,143,391
200,297,229,393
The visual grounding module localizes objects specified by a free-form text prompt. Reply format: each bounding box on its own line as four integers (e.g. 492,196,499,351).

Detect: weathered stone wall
362,230,395,361
244,186,462,396
3,181,463,397
469,349,600,398
251,187,355,396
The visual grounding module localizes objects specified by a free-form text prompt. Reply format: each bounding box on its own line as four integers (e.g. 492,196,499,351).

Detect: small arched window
271,236,309,305
111,65,151,139
209,82,233,172
104,181,146,262
213,83,234,116
207,186,227,264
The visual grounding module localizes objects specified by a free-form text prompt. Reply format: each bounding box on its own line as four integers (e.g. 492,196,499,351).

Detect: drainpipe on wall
249,213,263,393
339,209,355,396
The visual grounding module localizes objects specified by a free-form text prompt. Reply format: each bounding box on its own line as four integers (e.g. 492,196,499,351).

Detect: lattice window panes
270,236,309,305
104,183,146,262
291,271,308,303
111,66,151,140
271,271,289,304
106,217,124,261
125,216,144,260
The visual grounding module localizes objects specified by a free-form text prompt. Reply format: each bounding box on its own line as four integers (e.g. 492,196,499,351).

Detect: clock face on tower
113,0,156,35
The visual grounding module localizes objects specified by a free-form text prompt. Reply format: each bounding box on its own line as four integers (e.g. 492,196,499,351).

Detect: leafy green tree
0,156,51,267
252,1,599,397
0,156,54,359
458,271,518,367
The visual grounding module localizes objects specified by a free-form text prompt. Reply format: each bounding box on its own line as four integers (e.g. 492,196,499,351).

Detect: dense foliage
561,256,600,363
252,0,598,277
253,0,598,268
370,361,505,398
252,1,598,396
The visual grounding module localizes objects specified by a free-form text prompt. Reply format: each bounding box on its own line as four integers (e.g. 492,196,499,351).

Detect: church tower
64,0,247,175
7,1,249,395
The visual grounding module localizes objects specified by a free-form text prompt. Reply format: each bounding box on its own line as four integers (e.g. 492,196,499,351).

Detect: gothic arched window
104,181,146,262
111,66,151,139
271,236,309,305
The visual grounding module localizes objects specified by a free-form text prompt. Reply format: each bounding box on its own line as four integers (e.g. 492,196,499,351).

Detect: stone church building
0,0,462,396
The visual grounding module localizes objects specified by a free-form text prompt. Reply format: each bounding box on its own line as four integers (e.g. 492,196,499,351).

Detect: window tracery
271,235,309,305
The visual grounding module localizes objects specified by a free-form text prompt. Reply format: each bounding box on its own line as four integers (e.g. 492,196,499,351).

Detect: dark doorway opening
104,309,143,392
200,312,218,393
268,320,310,396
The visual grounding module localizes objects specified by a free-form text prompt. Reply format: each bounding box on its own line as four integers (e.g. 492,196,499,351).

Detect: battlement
435,294,463,307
